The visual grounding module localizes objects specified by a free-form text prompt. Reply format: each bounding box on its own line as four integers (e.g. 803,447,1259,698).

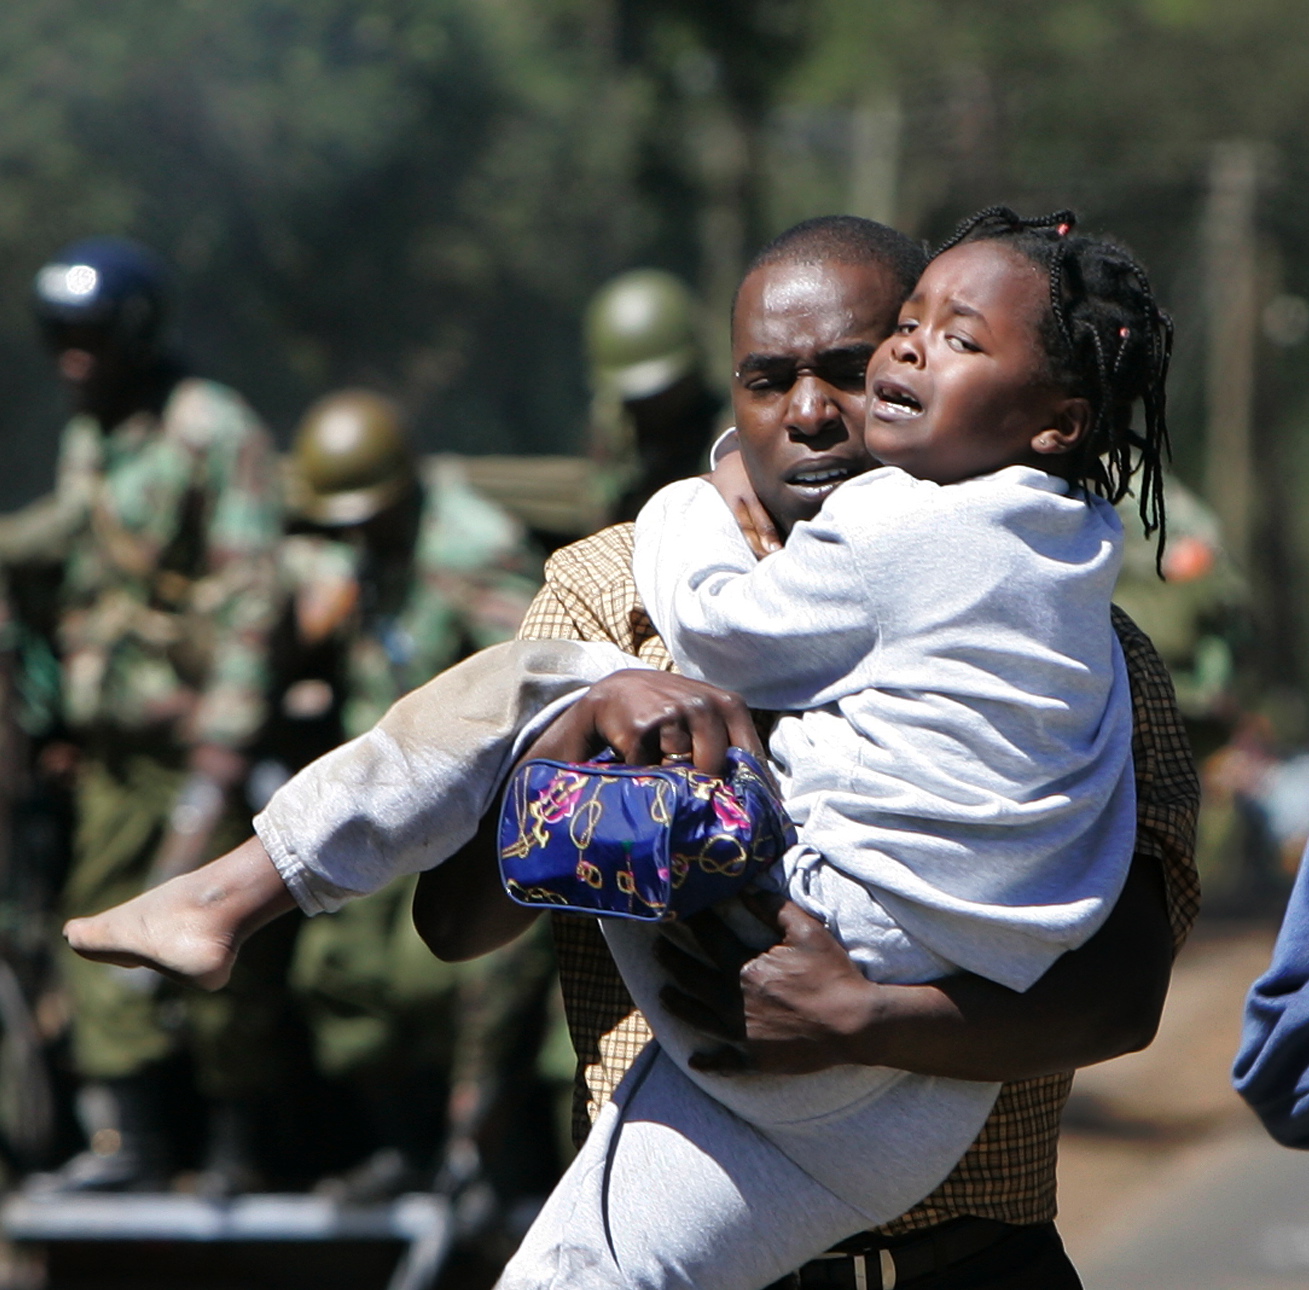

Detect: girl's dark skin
864,241,1091,482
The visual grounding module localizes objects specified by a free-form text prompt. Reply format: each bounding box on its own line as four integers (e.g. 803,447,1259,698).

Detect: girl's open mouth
870,379,924,420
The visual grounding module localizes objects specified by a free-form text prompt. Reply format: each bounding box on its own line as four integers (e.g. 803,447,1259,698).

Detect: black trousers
906,1224,1082,1289
770,1223,1083,1290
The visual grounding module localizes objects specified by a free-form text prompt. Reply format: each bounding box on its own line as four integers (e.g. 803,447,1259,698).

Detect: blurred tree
0,0,814,493
7,0,1309,696
0,0,657,494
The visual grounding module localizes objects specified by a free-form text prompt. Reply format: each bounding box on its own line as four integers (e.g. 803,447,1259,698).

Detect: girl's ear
1031,397,1092,457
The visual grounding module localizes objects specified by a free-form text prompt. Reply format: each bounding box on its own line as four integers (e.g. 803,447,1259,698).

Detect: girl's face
864,240,1086,485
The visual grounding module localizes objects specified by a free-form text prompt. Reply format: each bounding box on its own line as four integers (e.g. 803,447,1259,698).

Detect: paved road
1055,923,1309,1289
1079,1124,1309,1290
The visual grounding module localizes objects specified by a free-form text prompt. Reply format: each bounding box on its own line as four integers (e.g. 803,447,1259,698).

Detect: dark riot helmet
32,237,170,354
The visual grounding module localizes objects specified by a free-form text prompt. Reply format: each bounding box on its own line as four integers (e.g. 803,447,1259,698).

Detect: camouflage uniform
333,457,542,738
284,457,552,1171
1113,477,1246,734
5,378,286,1097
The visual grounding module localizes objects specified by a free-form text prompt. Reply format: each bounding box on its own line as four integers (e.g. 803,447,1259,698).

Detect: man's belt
765,1217,1020,1289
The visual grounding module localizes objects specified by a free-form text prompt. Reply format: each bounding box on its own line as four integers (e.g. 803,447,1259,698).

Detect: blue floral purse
497,748,795,922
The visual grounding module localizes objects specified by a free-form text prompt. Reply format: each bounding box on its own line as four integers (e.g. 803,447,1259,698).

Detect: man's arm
151,390,283,883
660,850,1172,1083
412,807,539,962
413,669,1176,1082
184,390,283,753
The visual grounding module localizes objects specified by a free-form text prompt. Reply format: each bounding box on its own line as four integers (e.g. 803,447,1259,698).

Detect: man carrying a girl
67,213,1199,1290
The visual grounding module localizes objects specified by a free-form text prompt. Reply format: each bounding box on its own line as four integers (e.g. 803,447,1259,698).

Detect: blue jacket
1235,843,1309,1145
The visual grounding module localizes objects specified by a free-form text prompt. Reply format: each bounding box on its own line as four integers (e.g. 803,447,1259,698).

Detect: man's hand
415,668,761,961
658,895,877,1075
656,853,1174,1083
709,450,781,558
529,669,762,775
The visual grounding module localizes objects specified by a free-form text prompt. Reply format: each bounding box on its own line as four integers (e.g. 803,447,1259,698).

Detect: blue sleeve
1234,842,1309,1146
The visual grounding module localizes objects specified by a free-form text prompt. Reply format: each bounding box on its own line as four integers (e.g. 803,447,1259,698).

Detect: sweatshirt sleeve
632,477,882,709
255,638,644,913
1234,845,1309,1146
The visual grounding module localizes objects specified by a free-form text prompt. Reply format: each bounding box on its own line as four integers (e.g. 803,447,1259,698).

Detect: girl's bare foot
64,836,297,991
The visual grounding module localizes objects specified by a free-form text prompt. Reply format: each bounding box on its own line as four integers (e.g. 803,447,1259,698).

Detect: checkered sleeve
518,523,673,672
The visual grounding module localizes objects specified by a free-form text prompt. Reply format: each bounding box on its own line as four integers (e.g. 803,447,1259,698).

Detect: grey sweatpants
497,1044,873,1290
498,1038,1000,1290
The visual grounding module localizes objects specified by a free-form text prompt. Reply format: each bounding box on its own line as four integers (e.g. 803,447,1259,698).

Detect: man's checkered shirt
518,522,1200,1237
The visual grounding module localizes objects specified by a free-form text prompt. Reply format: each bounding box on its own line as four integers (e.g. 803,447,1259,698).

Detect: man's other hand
525,669,761,776
657,895,874,1075
655,853,1172,1084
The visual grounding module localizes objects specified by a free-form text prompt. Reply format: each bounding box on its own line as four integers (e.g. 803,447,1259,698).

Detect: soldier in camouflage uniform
1113,475,1246,744
276,390,555,1201
4,238,286,1194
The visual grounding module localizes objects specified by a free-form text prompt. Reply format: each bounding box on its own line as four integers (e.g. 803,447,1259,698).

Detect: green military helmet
288,389,415,527
585,269,701,402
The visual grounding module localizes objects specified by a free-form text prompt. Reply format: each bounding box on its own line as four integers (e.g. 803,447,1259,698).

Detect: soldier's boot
193,1099,264,1199
313,1146,430,1204
25,1075,169,1194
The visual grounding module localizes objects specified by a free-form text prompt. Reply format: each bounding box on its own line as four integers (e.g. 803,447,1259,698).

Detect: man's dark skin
413,255,1174,1085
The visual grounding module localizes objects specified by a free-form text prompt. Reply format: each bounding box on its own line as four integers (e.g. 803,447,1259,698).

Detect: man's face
45,323,134,416
732,259,903,535
864,241,1061,485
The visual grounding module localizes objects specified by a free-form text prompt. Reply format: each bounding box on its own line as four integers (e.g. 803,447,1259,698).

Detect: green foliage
0,0,659,489
4,0,1309,686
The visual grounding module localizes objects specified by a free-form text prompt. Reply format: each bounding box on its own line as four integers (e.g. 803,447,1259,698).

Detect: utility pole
1203,140,1262,574
693,99,750,387
849,92,901,227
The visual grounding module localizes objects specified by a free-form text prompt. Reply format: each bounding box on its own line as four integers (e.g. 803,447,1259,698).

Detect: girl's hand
709,451,781,557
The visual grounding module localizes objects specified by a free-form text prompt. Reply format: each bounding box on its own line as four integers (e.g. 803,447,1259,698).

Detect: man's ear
1031,397,1092,457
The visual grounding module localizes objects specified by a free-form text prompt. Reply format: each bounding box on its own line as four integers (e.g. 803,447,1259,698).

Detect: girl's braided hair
934,206,1173,565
